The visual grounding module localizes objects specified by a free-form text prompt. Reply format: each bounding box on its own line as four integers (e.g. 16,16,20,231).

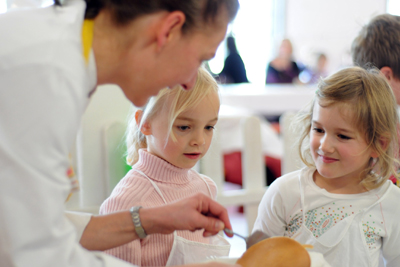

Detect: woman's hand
141,193,234,237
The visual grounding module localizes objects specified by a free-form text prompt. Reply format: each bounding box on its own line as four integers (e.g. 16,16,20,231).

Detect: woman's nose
180,72,198,91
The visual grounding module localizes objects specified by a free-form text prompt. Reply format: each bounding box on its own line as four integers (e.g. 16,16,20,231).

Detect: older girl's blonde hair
125,67,219,165
295,66,399,189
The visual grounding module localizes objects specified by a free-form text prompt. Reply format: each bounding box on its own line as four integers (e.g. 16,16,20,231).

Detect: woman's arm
80,193,233,250
80,210,136,251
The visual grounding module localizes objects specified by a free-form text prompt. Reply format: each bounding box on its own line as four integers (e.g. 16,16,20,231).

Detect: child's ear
135,110,152,135
155,11,185,52
370,136,389,158
370,151,379,159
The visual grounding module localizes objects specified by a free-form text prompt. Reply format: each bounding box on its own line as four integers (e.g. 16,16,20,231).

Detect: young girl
100,67,230,266
253,66,400,267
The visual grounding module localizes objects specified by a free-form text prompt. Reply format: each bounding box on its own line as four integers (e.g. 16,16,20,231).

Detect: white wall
285,0,386,75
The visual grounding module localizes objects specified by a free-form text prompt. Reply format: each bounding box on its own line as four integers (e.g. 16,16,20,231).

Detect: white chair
66,84,132,214
202,115,267,234
279,111,305,175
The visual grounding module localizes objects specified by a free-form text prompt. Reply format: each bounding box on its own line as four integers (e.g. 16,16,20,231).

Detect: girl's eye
177,126,189,131
338,134,351,140
205,125,215,131
312,127,324,133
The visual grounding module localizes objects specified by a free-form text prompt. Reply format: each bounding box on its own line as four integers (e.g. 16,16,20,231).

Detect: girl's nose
319,135,334,153
190,131,206,146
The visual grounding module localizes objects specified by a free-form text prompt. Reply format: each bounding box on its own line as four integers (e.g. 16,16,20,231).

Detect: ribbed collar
135,149,193,184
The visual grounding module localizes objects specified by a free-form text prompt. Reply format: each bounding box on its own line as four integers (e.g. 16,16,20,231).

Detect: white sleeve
252,177,288,237
0,58,136,267
65,211,92,242
92,252,140,267
64,212,141,266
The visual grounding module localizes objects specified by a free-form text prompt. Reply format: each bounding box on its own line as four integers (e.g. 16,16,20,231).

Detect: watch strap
130,206,147,239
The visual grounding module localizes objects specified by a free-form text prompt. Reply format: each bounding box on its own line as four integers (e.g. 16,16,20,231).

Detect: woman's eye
177,126,189,131
338,134,351,140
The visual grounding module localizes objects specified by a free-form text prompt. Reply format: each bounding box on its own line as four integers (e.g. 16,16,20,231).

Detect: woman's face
279,39,293,58
114,12,229,107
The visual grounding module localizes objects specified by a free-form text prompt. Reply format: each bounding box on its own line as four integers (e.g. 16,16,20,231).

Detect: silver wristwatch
130,206,147,239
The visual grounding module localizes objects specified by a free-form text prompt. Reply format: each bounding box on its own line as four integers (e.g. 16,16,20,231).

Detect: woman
266,38,301,84
0,0,239,266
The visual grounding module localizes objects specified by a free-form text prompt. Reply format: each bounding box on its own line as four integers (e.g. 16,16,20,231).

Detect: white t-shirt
253,167,400,267
0,1,134,266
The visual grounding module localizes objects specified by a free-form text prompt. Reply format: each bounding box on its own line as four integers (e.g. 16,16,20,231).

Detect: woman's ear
135,110,152,135
155,11,185,52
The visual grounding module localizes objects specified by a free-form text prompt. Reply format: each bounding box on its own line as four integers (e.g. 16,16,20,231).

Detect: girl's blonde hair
295,66,399,189
126,67,219,166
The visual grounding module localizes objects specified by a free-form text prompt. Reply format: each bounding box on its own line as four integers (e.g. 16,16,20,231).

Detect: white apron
292,172,386,267
135,170,231,266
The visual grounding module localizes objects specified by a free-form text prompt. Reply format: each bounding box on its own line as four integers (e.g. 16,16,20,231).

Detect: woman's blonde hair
126,67,219,165
295,66,399,189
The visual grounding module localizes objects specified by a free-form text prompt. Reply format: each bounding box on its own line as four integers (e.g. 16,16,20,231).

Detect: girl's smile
318,154,338,164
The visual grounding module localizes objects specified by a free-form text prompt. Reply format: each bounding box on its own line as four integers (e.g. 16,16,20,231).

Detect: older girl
254,67,400,266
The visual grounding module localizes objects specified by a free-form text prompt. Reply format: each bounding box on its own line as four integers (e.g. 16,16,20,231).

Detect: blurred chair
66,84,132,214
202,115,267,234
68,85,268,234
279,111,304,175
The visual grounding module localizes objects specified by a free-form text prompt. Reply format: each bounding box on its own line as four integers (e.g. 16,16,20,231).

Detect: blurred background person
299,52,329,84
352,14,400,107
266,38,302,84
217,36,249,84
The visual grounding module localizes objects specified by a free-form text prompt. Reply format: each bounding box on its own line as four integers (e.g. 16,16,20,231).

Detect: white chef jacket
0,1,135,266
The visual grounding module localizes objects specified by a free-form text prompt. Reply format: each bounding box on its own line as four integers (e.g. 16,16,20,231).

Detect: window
0,1,6,13
208,0,284,85
387,0,400,15
1,0,53,13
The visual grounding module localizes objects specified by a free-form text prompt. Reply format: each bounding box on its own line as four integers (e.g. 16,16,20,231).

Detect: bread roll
236,236,311,267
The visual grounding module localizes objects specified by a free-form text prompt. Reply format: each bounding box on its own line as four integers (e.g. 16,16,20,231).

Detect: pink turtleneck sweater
99,149,218,266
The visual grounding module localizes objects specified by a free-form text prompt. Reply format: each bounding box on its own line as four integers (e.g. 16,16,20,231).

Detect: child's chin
317,170,337,179
187,163,199,169
173,162,198,169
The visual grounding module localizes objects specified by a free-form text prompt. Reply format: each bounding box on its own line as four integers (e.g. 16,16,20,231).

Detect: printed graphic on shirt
305,203,361,238
285,212,302,237
286,203,360,237
362,214,384,250
285,202,385,251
